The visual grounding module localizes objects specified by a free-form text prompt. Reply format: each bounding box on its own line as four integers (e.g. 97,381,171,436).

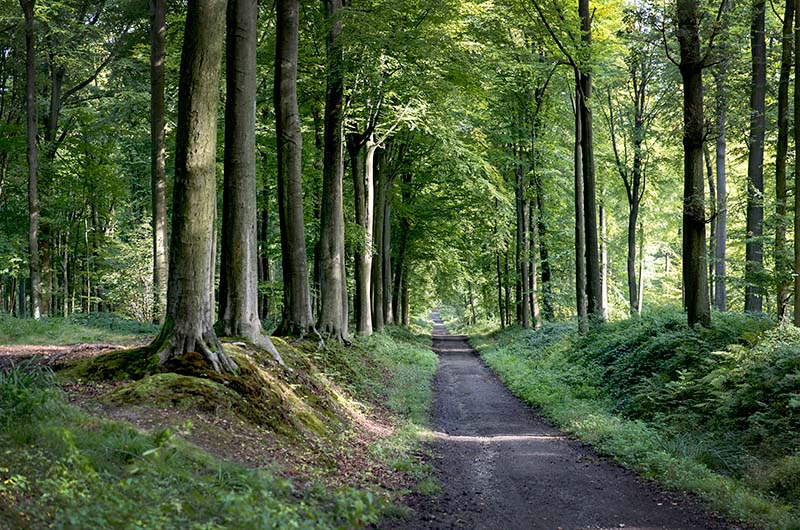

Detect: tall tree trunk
515,154,530,327
533,174,554,320
504,246,511,326
677,0,711,327
744,0,766,312
347,135,375,335
600,202,608,319
705,144,716,303
372,150,386,332
637,222,645,314
257,172,271,319
318,0,348,340
20,0,40,320
401,273,409,326
529,200,540,328
776,0,793,320
216,0,283,364
574,89,587,329
713,71,727,311
275,0,314,336
578,0,602,323
150,0,168,324
794,0,800,325
382,182,394,325
158,0,236,373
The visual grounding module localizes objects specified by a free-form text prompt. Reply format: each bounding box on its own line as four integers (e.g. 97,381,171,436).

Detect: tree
150,0,167,324
775,0,793,320
20,0,40,320
318,0,349,341
676,0,714,327
217,0,284,365
157,0,236,372
274,0,315,337
744,0,766,313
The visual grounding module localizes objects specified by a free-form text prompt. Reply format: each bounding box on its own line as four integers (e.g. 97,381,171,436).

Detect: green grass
0,322,439,529
0,313,158,345
470,309,800,530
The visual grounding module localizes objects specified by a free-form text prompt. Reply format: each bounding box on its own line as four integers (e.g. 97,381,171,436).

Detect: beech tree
150,0,167,324
157,0,236,372
775,0,793,319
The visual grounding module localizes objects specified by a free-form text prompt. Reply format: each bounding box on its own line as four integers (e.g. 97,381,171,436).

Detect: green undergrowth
469,308,800,530
0,325,437,529
0,313,158,345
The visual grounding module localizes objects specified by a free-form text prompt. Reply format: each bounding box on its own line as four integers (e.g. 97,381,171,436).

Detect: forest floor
384,315,741,530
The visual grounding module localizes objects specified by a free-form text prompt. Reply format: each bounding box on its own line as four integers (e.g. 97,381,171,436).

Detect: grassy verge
0,313,158,345
0,324,437,529
469,309,800,530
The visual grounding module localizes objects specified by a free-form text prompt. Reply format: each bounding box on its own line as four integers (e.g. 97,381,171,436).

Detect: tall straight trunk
392,175,411,322
348,135,376,335
776,0,793,320
217,0,282,365
504,247,511,325
574,89,587,329
20,0,40,320
705,144,716,303
257,175,271,319
158,0,236,372
637,222,645,314
372,150,386,332
515,156,530,327
745,0,766,312
318,0,348,340
794,0,800,325
275,0,314,336
600,203,608,319
578,0,602,323
529,200,540,328
401,274,409,326
496,247,505,328
677,0,711,327
533,174,554,320
382,184,394,325
150,0,168,324
714,72,727,311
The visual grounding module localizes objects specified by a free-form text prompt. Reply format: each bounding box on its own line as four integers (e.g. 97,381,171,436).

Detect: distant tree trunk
20,0,40,320
776,0,793,320
529,201,540,328
318,0,348,340
677,0,711,327
150,0,168,325
382,180,394,325
401,274,409,326
574,89,587,329
372,150,386,332
504,247,511,326
514,152,530,327
257,172,271,319
533,174,553,320
578,0,602,323
391,174,411,323
637,223,645,314
600,203,608,319
274,0,314,336
157,0,236,373
744,0,766,313
704,144,716,303
713,71,727,311
496,246,505,328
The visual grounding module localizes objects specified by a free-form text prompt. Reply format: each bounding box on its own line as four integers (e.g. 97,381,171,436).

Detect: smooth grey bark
372,149,386,332
158,0,236,372
218,0,283,365
533,174,553,320
150,0,168,324
713,71,727,311
382,177,394,325
274,0,314,337
705,144,715,303
574,89,587,329
744,0,766,313
529,200,540,328
20,0,40,320
514,151,530,328
775,0,793,320
677,0,711,327
318,0,348,340
347,134,376,336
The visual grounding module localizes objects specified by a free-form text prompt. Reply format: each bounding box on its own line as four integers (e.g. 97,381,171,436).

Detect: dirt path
386,315,736,530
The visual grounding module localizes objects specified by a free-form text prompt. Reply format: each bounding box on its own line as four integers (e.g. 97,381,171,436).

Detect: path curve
385,314,736,530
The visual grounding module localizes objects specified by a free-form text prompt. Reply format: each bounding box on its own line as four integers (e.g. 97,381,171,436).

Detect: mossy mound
102,373,242,413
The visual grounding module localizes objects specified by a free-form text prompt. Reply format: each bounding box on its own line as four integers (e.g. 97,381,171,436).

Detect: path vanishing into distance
386,314,736,530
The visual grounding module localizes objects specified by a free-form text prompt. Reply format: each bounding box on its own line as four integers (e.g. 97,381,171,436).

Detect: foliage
0,313,158,345
472,309,800,528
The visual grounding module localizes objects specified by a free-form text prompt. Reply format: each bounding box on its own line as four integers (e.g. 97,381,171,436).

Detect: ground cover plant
0,323,437,529
465,307,800,529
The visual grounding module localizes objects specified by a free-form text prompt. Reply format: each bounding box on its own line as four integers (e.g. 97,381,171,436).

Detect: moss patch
102,373,242,414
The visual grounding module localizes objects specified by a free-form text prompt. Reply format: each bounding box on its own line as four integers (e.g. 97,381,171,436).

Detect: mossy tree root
157,317,238,373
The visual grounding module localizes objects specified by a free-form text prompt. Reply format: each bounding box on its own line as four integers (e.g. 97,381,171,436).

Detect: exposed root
157,319,238,374
250,333,287,368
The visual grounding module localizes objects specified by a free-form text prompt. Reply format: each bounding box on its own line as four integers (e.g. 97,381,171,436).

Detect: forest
1,0,800,528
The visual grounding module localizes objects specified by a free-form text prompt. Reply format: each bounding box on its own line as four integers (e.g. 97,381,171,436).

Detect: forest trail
387,315,734,530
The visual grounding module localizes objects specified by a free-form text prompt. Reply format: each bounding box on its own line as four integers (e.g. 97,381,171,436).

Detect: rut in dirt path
385,314,736,530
